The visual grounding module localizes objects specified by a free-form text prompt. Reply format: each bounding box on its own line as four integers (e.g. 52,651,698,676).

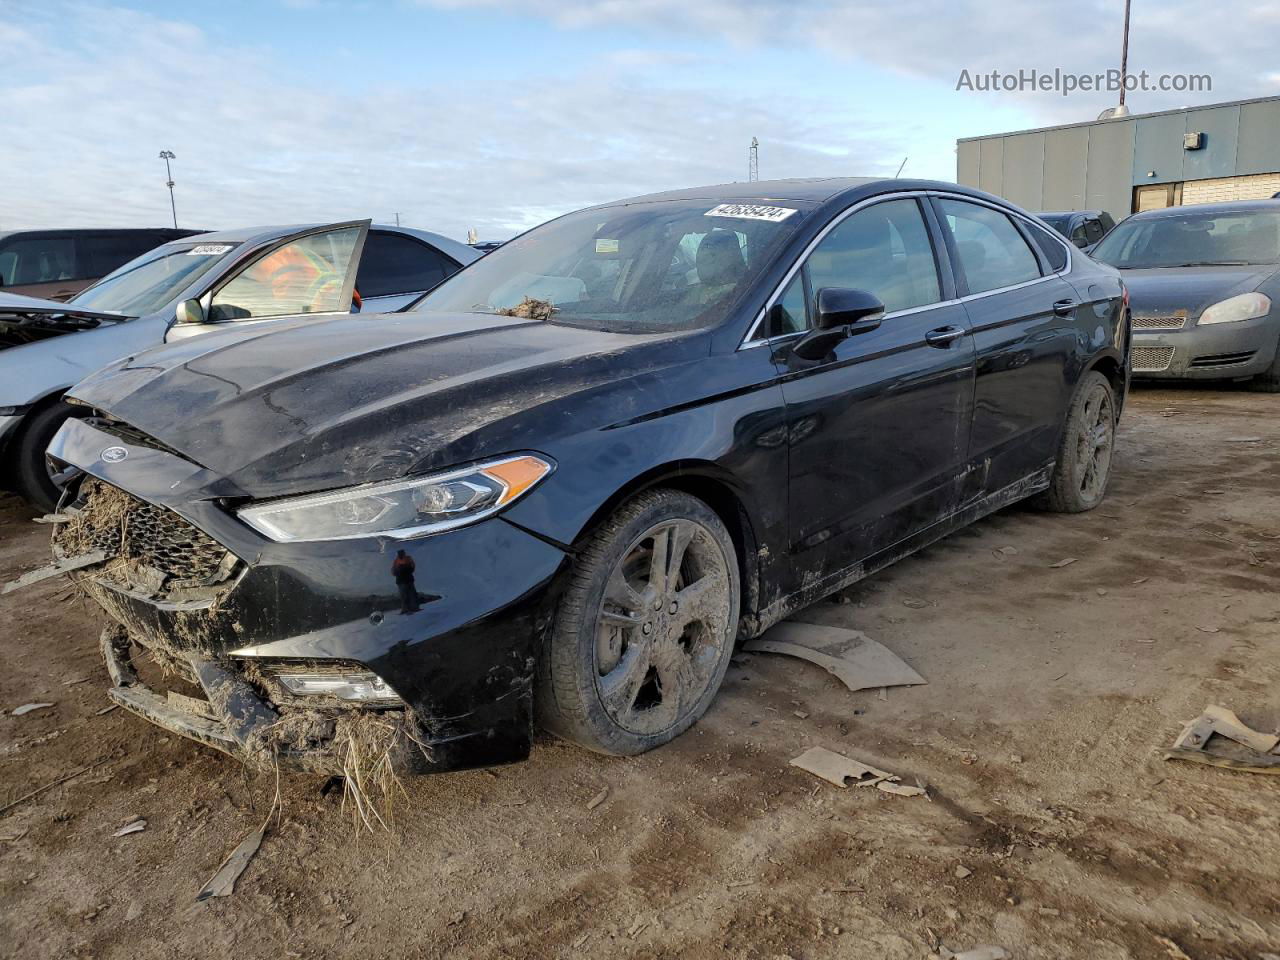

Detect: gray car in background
1,221,479,508
1090,200,1280,391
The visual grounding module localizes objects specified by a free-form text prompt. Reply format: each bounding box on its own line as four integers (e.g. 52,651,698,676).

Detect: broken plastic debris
196,824,265,901
1049,557,1078,568
953,864,973,879
744,622,925,693
12,703,54,716
1165,704,1280,774
113,818,147,837
938,947,1008,960
586,788,609,810
789,746,925,798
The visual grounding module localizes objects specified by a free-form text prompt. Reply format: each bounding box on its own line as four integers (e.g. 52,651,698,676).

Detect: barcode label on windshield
704,204,796,223
187,244,234,256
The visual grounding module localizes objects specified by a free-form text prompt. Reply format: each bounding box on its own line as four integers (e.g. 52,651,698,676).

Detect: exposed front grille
54,478,234,595
1191,351,1256,368
1131,345,1176,372
1132,315,1185,330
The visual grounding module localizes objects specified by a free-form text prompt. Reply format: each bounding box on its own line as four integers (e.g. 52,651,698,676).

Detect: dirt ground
1,386,1277,960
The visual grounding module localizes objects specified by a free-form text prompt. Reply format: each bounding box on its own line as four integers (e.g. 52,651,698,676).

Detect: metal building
956,95,1280,220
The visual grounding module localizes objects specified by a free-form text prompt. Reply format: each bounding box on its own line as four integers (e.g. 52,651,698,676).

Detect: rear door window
1026,222,1069,272
0,236,77,285
937,199,1043,294
356,232,457,298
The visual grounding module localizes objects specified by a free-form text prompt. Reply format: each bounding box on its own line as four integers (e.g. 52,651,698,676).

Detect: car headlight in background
238,454,553,542
1198,292,1272,325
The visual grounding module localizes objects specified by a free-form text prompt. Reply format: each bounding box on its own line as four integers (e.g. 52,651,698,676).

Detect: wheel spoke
672,573,722,630
648,521,696,596
598,641,651,716
605,565,644,616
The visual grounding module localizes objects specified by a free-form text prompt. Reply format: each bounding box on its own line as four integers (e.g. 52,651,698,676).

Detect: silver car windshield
69,242,239,316
412,199,808,333
1092,209,1280,268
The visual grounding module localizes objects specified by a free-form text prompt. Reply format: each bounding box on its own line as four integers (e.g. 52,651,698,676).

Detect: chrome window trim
739,189,1075,350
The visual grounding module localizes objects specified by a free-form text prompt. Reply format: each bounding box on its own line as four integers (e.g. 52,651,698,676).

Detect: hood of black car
69,310,698,497
1119,265,1273,318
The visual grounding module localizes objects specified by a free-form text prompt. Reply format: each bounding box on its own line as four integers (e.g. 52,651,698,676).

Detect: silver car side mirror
175,298,206,325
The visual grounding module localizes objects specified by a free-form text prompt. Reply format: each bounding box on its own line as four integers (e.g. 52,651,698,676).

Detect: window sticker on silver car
704,203,796,222
186,244,235,256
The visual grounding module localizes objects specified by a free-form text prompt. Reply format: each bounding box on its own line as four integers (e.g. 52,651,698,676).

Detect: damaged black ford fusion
46,178,1129,777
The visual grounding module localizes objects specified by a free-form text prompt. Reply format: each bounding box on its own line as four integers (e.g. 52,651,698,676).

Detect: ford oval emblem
100,446,129,464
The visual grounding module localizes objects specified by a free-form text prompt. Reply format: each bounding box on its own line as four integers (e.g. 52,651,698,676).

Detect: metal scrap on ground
1165,704,1280,774
789,746,927,797
743,621,926,693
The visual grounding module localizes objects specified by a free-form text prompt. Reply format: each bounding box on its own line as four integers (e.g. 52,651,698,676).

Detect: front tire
537,489,740,756
1040,371,1117,513
11,400,79,513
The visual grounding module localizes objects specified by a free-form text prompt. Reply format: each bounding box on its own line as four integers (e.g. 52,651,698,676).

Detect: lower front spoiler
100,626,402,775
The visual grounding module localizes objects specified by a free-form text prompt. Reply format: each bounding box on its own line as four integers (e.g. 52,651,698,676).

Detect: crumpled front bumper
49,416,572,774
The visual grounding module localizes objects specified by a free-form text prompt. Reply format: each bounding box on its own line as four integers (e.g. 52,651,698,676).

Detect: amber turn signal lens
482,456,553,505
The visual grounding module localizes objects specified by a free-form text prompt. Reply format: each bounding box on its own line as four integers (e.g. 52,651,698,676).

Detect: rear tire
1039,371,1117,513
1249,335,1280,392
12,400,79,513
537,489,740,756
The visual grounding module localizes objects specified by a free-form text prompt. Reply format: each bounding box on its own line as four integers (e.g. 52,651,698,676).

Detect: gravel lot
1,386,1277,960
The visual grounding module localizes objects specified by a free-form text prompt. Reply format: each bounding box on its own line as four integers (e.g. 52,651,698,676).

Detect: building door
1134,184,1178,212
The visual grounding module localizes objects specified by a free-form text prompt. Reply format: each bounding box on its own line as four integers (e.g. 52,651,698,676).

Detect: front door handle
925,325,965,347
1053,298,1078,316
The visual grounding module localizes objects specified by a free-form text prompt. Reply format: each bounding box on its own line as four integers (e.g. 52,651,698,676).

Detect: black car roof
592,177,999,211
1129,199,1280,220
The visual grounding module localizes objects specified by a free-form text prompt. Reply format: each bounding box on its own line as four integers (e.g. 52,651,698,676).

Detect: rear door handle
1053,299,1078,316
925,325,965,347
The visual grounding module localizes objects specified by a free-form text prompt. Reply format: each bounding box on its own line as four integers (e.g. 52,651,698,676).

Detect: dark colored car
1089,200,1280,390
0,228,202,301
48,178,1128,776
1037,211,1116,251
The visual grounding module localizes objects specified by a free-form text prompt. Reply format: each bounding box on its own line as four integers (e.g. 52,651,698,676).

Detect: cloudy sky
2,0,1277,240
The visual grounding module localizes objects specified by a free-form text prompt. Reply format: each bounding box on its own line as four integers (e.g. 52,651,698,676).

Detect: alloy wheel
593,518,733,737
1076,383,1115,501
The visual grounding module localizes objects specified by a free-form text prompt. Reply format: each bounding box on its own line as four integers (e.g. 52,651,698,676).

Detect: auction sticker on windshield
186,244,235,256
704,204,796,222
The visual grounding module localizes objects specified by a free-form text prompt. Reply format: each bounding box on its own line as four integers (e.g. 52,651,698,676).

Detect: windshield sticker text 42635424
704,204,796,223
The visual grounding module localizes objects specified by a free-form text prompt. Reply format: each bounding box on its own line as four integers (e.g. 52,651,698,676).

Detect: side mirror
792,287,885,361
174,298,206,325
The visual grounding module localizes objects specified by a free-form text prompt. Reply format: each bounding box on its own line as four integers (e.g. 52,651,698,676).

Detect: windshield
413,199,808,333
69,241,239,316
1091,209,1280,268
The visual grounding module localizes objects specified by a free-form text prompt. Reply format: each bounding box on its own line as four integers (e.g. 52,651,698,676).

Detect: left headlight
237,454,553,542
1198,292,1271,325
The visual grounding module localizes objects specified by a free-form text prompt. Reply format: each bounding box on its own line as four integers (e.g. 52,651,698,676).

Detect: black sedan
48,178,1128,775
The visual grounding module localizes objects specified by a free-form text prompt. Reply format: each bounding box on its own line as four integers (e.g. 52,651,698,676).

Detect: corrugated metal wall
956,97,1280,217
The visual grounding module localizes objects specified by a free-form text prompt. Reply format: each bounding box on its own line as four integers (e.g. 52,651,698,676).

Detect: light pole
1118,0,1132,108
158,150,177,228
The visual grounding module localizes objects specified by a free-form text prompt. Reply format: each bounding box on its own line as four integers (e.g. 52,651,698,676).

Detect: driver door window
805,199,941,314
210,227,361,322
